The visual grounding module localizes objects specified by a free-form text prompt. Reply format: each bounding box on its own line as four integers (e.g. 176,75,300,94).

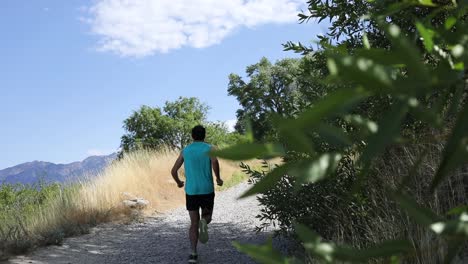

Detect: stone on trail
123,198,150,209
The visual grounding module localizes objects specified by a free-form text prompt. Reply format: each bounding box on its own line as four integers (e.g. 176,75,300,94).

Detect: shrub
213,1,468,263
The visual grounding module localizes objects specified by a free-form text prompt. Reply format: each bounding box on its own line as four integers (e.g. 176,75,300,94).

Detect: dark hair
191,125,206,141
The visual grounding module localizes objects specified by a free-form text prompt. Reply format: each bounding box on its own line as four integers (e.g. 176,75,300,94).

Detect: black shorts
186,192,215,211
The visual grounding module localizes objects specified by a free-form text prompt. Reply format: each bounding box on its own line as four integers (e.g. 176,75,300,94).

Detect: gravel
8,182,286,264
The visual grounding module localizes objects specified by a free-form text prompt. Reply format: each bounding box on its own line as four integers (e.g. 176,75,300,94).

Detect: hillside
0,154,117,185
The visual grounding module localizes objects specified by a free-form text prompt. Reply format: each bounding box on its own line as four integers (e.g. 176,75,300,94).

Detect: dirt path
8,183,284,264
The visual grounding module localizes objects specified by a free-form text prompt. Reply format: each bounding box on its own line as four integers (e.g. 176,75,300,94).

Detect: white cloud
225,119,237,132
84,0,303,57
86,149,114,157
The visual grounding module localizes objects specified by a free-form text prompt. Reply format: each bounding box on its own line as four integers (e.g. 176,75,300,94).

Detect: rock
123,198,149,209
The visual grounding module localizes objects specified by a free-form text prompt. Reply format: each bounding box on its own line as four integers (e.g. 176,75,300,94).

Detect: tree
120,97,239,155
120,97,208,153
228,57,320,141
205,122,244,148
120,105,173,153
162,97,209,149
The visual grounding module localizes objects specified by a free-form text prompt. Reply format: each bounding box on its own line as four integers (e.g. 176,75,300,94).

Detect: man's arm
171,153,184,188
211,147,223,186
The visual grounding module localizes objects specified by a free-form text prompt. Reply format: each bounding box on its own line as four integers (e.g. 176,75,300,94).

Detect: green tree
205,122,244,148
228,57,320,141
121,97,208,152
120,105,173,153
162,97,209,149
120,97,239,155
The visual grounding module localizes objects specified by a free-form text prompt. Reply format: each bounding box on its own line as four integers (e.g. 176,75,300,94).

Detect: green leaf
242,153,342,198
291,88,369,129
295,224,333,263
240,163,292,198
374,2,413,17
390,191,440,226
363,33,371,49
445,17,457,30
430,213,468,236
291,154,343,185
295,224,321,244
416,21,435,52
418,0,436,7
382,23,431,90
233,238,292,264
282,128,315,154
327,55,394,91
360,100,408,166
390,255,402,264
432,101,468,191
314,124,353,148
408,103,442,127
453,62,464,70
444,237,464,264
354,49,406,66
447,205,468,216
210,142,284,161
295,224,412,262
398,150,429,189
333,240,412,262
272,115,315,154
274,88,364,153
344,114,378,134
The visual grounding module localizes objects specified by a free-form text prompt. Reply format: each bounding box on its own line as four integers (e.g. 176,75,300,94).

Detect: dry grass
0,149,246,258
78,149,243,216
324,142,468,264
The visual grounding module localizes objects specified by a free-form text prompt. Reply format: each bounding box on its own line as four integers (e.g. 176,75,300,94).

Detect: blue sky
0,0,325,169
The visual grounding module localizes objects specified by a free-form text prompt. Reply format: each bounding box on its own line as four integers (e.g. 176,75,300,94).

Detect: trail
8,182,285,264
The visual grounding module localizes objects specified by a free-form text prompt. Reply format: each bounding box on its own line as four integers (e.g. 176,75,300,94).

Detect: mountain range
0,153,117,185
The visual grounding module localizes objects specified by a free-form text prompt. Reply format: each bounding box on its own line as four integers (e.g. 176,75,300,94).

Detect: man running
171,125,223,263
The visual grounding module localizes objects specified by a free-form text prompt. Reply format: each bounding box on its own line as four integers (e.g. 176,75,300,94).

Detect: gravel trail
8,183,279,264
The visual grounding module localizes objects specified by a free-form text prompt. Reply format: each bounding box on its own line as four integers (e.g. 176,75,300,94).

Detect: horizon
0,0,325,170
0,152,118,171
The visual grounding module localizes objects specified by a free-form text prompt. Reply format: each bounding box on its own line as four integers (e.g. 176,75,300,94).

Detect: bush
0,182,72,255
214,1,468,263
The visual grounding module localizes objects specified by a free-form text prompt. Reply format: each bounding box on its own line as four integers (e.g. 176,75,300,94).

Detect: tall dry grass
0,149,244,258
323,141,468,264
78,149,242,216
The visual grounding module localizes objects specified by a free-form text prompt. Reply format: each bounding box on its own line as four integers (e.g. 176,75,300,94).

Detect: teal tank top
182,142,214,195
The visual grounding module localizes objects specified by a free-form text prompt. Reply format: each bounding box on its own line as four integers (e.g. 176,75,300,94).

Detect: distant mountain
0,153,117,185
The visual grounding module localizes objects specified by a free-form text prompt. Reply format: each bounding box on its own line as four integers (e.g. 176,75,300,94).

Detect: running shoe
188,253,198,263
199,218,209,244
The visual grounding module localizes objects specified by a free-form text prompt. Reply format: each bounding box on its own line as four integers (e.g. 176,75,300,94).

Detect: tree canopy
120,97,237,155
228,56,328,141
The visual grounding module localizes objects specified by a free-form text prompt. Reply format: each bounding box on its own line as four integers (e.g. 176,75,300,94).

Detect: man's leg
198,207,211,244
201,207,213,224
188,210,200,254
201,192,215,224
198,193,214,244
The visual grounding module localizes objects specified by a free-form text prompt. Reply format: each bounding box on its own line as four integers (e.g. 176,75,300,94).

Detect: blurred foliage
215,0,468,263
